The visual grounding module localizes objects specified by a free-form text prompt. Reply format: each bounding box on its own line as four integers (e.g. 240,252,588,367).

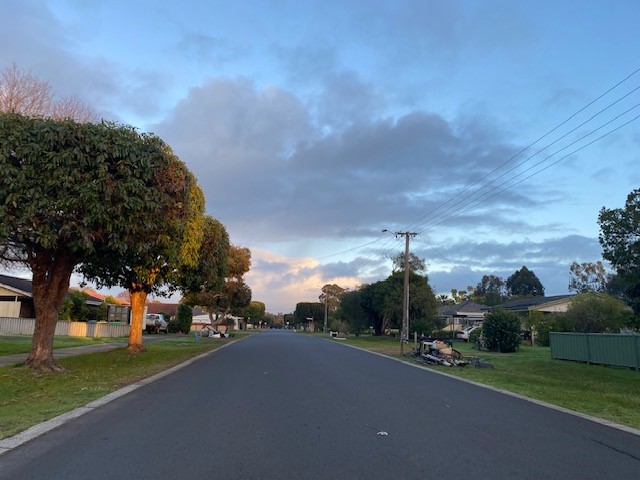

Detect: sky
2,0,639,312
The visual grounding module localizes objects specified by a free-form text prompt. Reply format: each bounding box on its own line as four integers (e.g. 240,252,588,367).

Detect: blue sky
2,0,639,312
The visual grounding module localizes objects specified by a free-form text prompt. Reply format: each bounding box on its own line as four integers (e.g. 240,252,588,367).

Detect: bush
483,308,521,353
431,329,455,340
565,293,633,333
176,304,193,334
411,319,438,336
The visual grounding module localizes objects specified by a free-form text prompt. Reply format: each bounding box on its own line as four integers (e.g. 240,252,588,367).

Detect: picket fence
0,317,130,338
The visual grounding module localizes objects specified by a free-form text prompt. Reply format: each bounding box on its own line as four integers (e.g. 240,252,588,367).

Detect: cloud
154,76,548,251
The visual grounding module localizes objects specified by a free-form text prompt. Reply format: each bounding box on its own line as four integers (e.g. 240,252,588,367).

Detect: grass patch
334,334,640,430
0,335,123,356
0,336,233,439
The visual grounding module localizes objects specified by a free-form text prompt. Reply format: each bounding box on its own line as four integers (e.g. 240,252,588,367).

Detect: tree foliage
243,301,266,322
564,292,635,333
598,189,640,314
506,266,544,297
340,267,440,336
79,139,206,351
568,261,609,293
176,303,193,334
391,252,426,274
473,275,506,306
319,284,345,313
0,113,188,370
482,308,521,353
293,302,325,329
337,288,369,335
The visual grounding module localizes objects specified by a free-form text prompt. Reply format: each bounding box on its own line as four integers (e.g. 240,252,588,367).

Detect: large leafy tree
319,284,345,313
353,268,439,336
293,302,325,329
0,114,180,370
80,159,205,351
243,301,266,324
506,266,545,297
338,288,369,335
598,189,640,314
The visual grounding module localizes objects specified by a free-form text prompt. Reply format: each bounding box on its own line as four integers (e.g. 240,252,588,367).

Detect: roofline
527,296,574,311
0,282,31,297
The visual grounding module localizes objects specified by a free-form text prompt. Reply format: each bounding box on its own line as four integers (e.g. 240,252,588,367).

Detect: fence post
634,334,639,372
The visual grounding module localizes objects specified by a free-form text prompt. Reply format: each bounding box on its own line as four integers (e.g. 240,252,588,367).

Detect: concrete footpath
0,336,172,367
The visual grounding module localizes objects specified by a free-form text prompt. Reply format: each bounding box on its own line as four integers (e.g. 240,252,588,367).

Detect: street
1,331,639,479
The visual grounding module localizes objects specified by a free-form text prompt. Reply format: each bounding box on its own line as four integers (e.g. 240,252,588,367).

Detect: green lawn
0,336,233,439
0,335,123,356
333,334,640,430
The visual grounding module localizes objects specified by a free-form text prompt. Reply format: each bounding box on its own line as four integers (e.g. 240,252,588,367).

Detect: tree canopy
473,275,506,306
568,261,609,293
0,113,192,369
598,189,640,314
506,266,545,297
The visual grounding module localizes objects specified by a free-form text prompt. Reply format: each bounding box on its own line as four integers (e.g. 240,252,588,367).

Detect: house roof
0,273,33,296
439,299,489,316
495,295,574,312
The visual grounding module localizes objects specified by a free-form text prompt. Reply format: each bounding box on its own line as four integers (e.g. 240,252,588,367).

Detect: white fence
0,317,130,338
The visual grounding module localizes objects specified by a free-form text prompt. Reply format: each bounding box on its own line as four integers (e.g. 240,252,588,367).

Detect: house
438,300,488,331
494,295,574,314
0,273,34,318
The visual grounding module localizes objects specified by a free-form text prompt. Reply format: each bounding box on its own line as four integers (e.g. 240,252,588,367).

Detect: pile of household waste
199,327,230,338
413,339,493,368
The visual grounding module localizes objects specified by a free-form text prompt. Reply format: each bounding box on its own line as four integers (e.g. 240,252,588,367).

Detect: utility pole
397,231,417,354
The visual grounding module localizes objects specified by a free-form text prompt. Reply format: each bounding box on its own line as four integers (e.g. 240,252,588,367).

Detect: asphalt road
1,331,639,479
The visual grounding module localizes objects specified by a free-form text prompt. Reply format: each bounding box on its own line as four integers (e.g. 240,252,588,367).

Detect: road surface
1,331,639,479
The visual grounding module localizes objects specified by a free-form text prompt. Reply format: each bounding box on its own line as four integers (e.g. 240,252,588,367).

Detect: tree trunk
128,289,147,352
25,249,77,372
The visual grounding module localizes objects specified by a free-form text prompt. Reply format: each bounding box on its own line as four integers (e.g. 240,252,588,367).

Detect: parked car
145,313,169,334
456,325,481,341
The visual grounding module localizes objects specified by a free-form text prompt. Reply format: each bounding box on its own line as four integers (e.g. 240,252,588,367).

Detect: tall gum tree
80,153,205,352
0,114,177,371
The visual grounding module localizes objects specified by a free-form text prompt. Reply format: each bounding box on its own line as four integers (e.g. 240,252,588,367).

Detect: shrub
176,304,193,334
483,308,521,352
565,292,633,333
411,319,437,336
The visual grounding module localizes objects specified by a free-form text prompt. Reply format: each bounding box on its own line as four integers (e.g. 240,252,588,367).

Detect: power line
406,68,640,232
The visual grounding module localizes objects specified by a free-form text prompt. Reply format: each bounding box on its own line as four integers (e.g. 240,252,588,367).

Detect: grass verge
333,334,640,430
0,336,233,439
0,335,122,356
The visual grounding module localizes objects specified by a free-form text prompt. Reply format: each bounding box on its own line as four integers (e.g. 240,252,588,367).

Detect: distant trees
338,255,440,336
599,189,640,314
474,275,506,306
506,266,545,297
0,63,97,122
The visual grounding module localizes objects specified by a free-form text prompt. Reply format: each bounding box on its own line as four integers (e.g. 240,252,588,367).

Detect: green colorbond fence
549,332,640,370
